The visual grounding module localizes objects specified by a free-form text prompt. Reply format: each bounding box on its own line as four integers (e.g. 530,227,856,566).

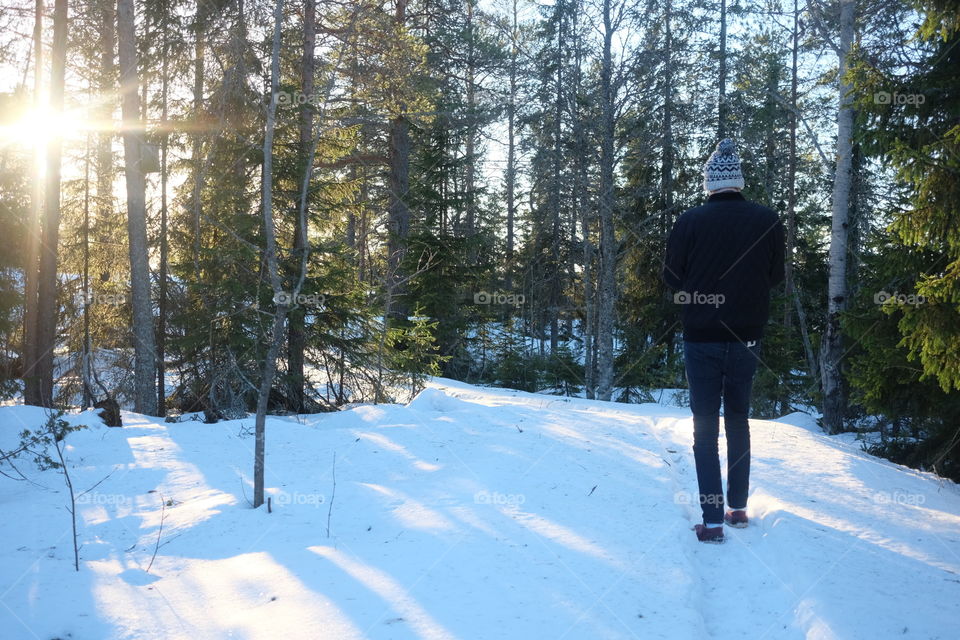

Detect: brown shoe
724,510,749,528
694,523,725,543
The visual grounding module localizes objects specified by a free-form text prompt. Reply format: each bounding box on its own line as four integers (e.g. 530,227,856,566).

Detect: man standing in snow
662,138,785,543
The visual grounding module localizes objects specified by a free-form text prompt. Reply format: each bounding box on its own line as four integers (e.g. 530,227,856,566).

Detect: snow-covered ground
2,378,959,639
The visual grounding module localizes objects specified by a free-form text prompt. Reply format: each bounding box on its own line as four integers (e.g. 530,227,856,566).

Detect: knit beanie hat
703,138,745,192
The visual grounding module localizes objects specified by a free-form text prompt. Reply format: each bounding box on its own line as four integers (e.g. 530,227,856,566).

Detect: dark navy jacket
662,191,785,342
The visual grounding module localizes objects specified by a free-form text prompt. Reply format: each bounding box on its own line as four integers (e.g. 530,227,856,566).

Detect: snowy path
1,380,959,639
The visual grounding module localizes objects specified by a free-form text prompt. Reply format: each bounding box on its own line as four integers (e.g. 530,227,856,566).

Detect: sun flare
0,106,93,150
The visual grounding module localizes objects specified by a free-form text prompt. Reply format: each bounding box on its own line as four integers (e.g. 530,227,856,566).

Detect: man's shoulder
719,197,780,225
678,196,780,224
676,203,708,223
744,199,779,219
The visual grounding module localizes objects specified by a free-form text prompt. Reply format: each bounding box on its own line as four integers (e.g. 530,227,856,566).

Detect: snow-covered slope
1,380,958,639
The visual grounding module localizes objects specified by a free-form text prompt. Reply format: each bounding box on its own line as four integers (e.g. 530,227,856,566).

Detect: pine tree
844,0,960,476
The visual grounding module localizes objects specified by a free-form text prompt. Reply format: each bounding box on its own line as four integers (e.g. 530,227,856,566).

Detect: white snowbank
1,379,958,639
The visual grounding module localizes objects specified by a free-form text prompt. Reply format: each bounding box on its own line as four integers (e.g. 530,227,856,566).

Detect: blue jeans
683,340,760,525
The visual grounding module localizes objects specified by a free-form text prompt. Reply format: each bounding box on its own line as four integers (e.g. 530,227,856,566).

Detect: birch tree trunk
820,0,855,434
254,0,287,509
118,0,157,415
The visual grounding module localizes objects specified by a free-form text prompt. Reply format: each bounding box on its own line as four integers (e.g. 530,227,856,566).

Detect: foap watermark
474,490,526,507
274,90,322,108
873,490,925,506
674,490,724,507
273,291,326,307
873,91,925,106
873,290,926,307
75,492,132,508
273,491,325,507
474,290,525,308
673,290,725,308
75,291,126,307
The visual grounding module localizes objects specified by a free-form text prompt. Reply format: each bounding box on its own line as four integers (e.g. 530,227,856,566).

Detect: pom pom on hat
703,138,744,192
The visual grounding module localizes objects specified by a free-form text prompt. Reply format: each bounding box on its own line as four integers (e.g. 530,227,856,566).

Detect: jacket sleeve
662,216,687,291
769,215,786,287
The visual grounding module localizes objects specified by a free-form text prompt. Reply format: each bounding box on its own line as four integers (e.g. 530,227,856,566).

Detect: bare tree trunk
89,0,116,405
570,0,594,398
287,0,315,414
347,168,357,251
464,0,478,264
820,0,855,433
581,193,596,398
661,0,674,230
118,0,157,415
661,0,677,369
359,167,369,281
22,0,44,406
82,130,92,409
345,32,365,280
778,0,817,383
157,1,170,416
717,0,728,139
97,0,115,244
784,0,798,331
387,112,411,322
504,0,519,292
780,0,800,412
254,0,288,509
763,63,778,206
384,0,412,325
35,0,70,407
548,0,564,355
794,286,817,380
595,0,617,401
191,11,205,279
